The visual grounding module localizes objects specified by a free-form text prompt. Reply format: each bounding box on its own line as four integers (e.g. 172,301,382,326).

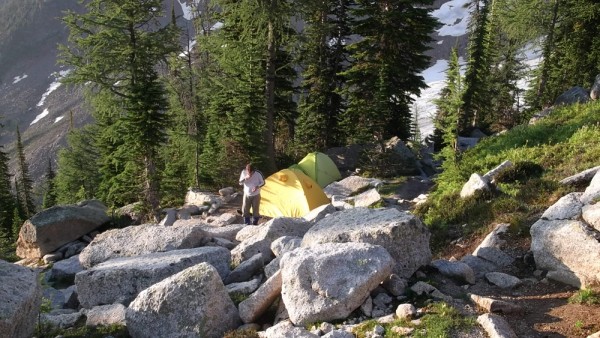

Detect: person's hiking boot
252,217,260,225
244,217,251,225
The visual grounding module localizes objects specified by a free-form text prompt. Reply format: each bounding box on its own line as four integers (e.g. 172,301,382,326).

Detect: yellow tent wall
296,152,342,188
259,168,330,218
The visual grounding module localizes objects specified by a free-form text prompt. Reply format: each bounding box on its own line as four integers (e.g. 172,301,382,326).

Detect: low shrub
494,161,544,183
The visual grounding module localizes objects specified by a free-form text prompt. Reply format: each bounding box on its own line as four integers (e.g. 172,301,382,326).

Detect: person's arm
257,171,265,187
239,170,246,185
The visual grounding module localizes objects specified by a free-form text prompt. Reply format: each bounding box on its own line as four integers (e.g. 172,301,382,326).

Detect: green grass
415,101,600,252
352,302,475,338
223,328,260,338
569,289,600,305
229,292,250,306
35,323,130,338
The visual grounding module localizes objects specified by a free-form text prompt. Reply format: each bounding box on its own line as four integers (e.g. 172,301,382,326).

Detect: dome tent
294,152,342,188
259,168,330,218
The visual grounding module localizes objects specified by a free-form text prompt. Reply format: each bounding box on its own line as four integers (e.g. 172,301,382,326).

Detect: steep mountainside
0,0,191,190
0,0,467,191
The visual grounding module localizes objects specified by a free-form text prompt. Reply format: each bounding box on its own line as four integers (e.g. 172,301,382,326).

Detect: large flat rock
16,200,109,259
302,207,431,278
76,247,230,308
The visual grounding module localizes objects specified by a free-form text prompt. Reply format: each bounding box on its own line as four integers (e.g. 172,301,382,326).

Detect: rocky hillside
2,164,600,337
0,0,467,191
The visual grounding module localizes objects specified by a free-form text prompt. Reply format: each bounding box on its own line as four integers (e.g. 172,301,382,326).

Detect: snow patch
30,108,50,125
412,58,467,138
37,69,71,107
54,116,64,124
13,74,28,84
432,0,470,37
177,0,195,20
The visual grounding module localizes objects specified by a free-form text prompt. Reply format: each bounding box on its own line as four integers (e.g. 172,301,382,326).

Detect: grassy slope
416,101,600,252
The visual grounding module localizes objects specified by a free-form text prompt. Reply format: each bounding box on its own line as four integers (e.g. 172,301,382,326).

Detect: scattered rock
582,203,600,231
541,193,583,220
261,320,319,338
395,303,417,319
410,281,452,302
76,247,231,308
460,173,489,198
483,160,513,184
477,313,517,338
559,166,600,186
224,252,264,284
158,208,177,226
485,272,522,289
85,304,126,327
79,223,209,268
430,259,476,284
238,271,282,324
554,86,590,106
531,219,600,287
469,294,523,314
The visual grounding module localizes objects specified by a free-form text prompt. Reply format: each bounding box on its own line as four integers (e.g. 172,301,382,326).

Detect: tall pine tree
460,0,494,133
198,0,297,185
341,0,438,146
0,144,15,241
542,0,600,105
15,127,35,218
295,0,350,154
55,124,102,205
60,0,180,219
433,47,464,158
41,158,57,209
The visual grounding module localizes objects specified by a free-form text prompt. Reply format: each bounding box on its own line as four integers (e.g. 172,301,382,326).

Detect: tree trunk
264,0,278,173
144,155,160,222
537,0,560,107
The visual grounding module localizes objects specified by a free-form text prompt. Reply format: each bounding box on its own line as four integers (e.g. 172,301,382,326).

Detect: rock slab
16,200,109,259
0,260,41,338
281,242,394,326
302,207,431,278
126,262,240,338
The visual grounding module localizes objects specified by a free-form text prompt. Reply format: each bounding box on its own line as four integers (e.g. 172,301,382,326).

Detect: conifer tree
199,0,297,184
55,125,101,204
161,23,205,204
295,0,350,154
486,38,525,130
434,47,463,160
0,144,15,239
341,0,438,146
15,127,35,218
13,178,23,220
60,0,180,219
461,0,493,133
541,0,600,105
11,207,22,241
42,158,57,209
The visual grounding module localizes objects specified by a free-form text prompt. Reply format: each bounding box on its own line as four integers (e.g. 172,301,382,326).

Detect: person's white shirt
239,169,264,197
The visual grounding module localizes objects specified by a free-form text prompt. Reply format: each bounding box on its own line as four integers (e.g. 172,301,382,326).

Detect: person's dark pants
242,194,261,225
